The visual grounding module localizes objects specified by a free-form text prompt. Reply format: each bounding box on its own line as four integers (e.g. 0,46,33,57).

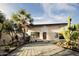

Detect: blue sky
0,3,79,24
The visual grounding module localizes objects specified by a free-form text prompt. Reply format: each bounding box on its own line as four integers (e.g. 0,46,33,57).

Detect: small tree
63,16,72,45
61,17,79,48
3,20,15,44
59,16,72,48
67,16,72,42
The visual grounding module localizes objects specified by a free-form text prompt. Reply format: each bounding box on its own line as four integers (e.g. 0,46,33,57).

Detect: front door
43,32,47,39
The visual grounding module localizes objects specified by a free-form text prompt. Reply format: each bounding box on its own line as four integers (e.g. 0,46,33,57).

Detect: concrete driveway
8,41,79,56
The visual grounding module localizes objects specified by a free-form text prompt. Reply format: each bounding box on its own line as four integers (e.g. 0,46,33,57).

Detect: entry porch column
40,32,43,40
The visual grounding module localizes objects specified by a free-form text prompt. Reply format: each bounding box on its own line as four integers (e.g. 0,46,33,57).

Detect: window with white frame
31,32,40,38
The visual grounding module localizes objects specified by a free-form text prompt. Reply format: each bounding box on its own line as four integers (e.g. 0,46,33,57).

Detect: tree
3,20,15,44
66,16,72,44
3,20,14,36
11,9,33,42
0,11,6,40
60,16,72,48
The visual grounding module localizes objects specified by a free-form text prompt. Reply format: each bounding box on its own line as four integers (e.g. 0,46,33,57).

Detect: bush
71,31,79,48
71,31,79,40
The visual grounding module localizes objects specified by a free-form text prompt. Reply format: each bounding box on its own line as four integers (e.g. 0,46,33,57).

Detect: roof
31,23,67,26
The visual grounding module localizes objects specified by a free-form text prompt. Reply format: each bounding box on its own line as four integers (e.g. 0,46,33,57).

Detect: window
59,33,64,39
31,32,40,38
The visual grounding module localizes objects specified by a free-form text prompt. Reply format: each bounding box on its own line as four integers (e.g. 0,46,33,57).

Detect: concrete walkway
8,42,79,56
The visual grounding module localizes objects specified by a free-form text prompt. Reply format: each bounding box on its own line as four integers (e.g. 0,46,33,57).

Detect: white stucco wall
26,24,67,40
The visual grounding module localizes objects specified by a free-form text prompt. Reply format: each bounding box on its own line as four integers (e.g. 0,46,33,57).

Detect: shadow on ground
51,49,79,56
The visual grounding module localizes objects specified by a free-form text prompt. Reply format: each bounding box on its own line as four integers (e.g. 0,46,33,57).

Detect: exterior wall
26,24,67,40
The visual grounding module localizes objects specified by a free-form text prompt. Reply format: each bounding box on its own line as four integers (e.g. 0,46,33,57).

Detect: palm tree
11,9,33,42
0,11,6,40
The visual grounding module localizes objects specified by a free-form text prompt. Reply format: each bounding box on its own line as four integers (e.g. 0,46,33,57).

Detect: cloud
0,3,78,24
32,16,44,20
33,3,77,24
52,4,76,11
0,4,17,19
0,4,9,18
42,3,52,17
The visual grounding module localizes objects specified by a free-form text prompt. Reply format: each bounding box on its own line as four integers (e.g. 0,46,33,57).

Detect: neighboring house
26,23,67,41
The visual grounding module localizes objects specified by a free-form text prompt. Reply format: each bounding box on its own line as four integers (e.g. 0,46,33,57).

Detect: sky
0,3,79,24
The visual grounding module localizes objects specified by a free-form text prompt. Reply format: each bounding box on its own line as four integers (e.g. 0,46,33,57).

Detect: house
26,23,67,41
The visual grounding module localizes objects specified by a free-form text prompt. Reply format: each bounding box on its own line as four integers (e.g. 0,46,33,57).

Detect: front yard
7,41,79,56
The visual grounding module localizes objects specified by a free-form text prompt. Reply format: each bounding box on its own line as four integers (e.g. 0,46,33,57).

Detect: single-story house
26,23,67,41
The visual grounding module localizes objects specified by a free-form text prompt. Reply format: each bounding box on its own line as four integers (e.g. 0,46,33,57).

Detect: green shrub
71,31,79,47
63,30,70,43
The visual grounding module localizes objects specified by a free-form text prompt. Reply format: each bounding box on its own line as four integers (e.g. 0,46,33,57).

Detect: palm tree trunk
0,31,2,40
23,27,26,41
9,32,14,44
0,24,4,40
